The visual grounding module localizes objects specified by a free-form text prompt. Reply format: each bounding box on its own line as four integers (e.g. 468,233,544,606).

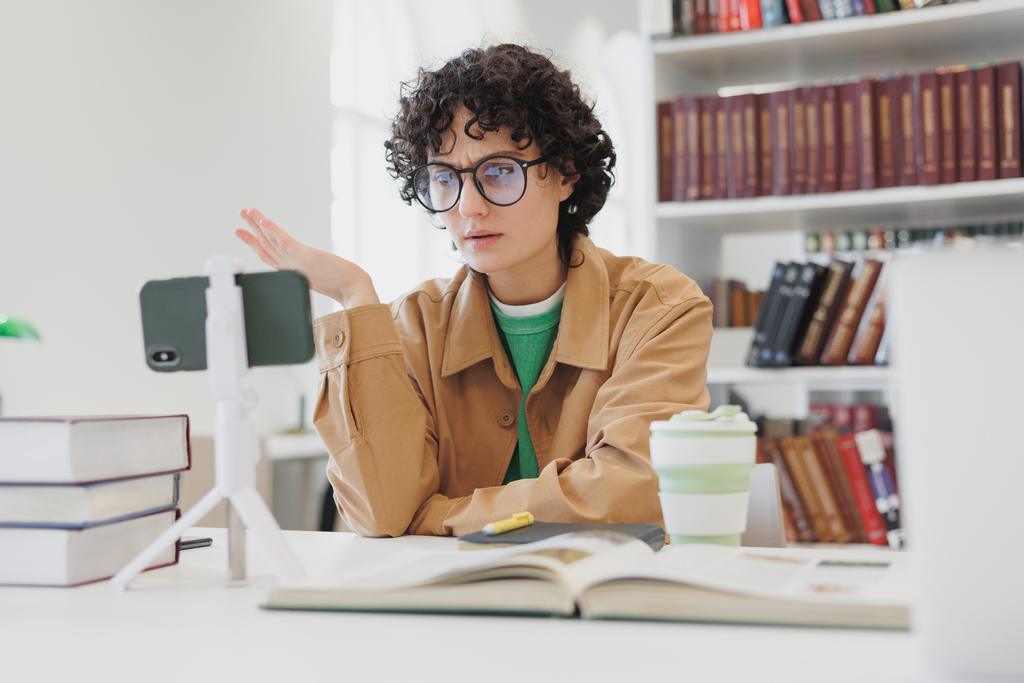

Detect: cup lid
650,405,758,434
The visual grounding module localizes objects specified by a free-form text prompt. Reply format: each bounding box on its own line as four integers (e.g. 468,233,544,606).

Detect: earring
567,204,578,215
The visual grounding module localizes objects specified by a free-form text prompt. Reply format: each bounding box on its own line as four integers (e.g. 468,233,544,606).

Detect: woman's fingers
239,208,282,259
234,227,280,269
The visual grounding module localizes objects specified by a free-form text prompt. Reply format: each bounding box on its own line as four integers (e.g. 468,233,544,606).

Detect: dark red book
898,74,919,186
771,90,792,195
957,68,977,183
742,94,761,197
876,78,899,188
714,96,730,199
699,95,717,199
790,87,808,195
672,96,688,201
919,71,942,185
805,86,822,194
726,96,745,199
938,68,960,184
819,85,840,193
799,0,823,20
976,65,998,181
758,92,774,196
838,82,859,192
856,78,878,190
684,96,702,201
835,433,889,545
694,0,711,34
657,101,674,202
996,61,1022,178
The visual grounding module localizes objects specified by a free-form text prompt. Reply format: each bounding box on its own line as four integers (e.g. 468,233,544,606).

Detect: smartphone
139,270,315,371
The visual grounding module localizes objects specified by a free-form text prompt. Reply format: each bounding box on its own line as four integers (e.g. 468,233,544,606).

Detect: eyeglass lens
413,157,527,212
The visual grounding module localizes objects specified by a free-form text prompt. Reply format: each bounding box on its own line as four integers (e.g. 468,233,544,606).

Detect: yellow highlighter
482,511,534,536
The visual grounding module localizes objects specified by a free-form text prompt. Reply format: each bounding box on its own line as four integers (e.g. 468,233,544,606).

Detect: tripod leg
110,488,224,592
230,487,306,582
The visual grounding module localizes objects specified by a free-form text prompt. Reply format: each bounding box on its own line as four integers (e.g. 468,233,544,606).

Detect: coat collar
440,234,610,378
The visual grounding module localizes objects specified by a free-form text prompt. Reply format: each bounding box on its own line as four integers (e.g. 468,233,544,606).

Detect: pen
482,511,534,536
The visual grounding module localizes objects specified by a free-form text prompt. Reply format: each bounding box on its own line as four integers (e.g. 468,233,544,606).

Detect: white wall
0,0,333,435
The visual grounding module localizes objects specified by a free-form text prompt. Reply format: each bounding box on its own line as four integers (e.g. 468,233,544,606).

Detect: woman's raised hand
234,208,380,309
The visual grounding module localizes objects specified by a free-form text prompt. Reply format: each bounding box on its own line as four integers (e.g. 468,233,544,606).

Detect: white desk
0,528,921,683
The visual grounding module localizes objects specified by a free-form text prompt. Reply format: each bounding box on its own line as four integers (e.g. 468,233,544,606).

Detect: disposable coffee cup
649,406,758,545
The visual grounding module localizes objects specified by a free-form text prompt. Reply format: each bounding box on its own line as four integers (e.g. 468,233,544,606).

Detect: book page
286,531,652,593
583,544,908,606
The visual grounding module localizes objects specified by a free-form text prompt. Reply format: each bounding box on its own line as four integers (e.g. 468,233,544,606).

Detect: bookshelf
652,0,1024,88
638,0,1024,415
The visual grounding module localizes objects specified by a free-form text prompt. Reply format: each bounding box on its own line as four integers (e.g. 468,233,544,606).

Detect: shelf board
653,0,1024,89
708,365,891,390
655,178,1024,231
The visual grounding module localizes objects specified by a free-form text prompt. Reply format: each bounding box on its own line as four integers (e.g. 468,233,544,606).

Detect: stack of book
758,404,904,548
657,61,1022,202
747,256,886,367
666,0,969,37
0,415,191,586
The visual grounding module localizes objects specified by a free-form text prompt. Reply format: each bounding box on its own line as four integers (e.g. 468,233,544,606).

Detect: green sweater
490,301,563,483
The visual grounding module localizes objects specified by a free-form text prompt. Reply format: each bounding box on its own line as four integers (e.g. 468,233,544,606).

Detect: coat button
498,410,516,428
333,331,345,347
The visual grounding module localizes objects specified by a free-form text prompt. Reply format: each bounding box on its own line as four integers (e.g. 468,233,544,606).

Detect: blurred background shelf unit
638,0,1024,419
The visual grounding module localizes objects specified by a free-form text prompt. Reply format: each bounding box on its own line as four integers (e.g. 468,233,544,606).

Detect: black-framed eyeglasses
407,154,550,213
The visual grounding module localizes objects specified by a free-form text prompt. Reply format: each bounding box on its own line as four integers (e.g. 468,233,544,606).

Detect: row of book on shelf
665,0,962,36
756,402,903,548
0,415,190,586
806,220,1024,254
709,218,1020,328
748,256,886,366
656,61,1023,202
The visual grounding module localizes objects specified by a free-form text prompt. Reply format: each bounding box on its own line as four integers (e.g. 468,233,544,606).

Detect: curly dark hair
384,43,616,266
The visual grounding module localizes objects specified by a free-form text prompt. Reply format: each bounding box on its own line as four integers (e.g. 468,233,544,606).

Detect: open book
264,531,909,629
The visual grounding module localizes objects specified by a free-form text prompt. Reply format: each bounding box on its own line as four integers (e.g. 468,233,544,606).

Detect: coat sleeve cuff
313,304,403,372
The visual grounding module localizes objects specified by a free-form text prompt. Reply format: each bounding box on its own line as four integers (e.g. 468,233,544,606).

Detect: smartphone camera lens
151,348,179,366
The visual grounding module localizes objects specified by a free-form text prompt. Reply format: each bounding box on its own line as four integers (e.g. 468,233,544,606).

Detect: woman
236,44,712,537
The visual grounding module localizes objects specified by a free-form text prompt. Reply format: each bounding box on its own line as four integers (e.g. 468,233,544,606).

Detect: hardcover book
727,95,746,198
795,259,854,366
790,87,809,195
0,473,179,527
918,71,942,185
771,90,792,195
820,260,884,366
976,65,998,181
876,77,899,188
996,61,1022,178
672,96,688,201
938,68,960,184
956,68,977,183
0,508,179,586
856,78,878,190
747,262,787,366
838,82,859,191
700,95,717,199
805,85,822,193
819,84,841,192
0,415,191,484
898,74,919,186
714,96,730,199
657,101,674,202
758,93,774,196
762,438,816,542
771,262,826,366
835,433,889,545
685,95,703,200
743,94,761,197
